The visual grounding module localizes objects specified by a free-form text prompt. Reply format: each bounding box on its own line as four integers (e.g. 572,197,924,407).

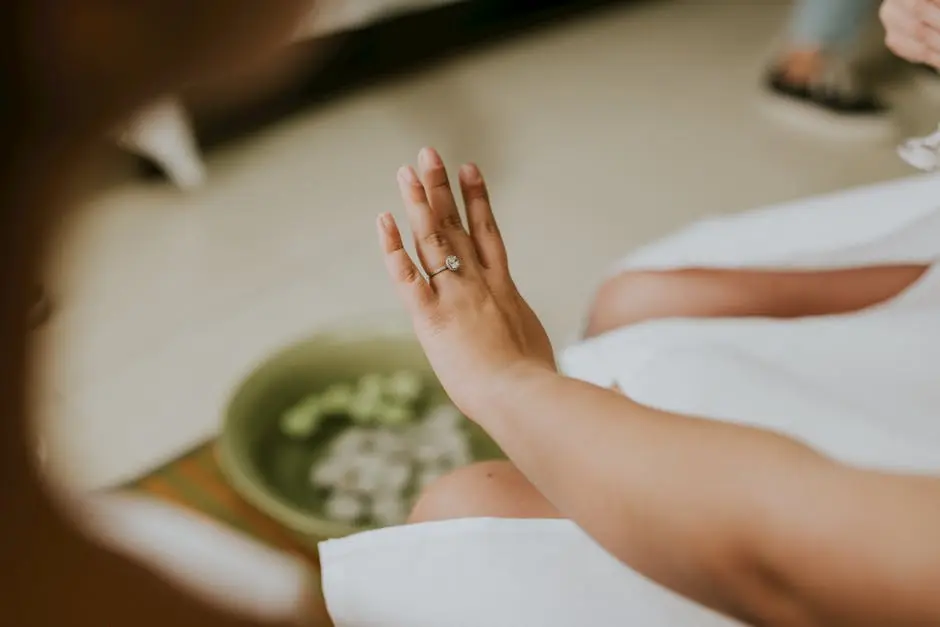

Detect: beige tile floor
36,0,940,491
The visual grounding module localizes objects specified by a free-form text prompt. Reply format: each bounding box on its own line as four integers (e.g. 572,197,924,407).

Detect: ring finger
416,147,482,268
396,163,478,288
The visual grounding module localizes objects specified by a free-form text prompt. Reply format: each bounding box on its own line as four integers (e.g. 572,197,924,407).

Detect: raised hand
377,147,555,420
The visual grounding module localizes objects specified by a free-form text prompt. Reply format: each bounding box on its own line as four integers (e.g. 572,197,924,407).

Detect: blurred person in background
765,0,890,136
3,2,333,627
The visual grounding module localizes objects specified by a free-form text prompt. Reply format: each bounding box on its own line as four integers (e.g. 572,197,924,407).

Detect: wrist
466,360,561,434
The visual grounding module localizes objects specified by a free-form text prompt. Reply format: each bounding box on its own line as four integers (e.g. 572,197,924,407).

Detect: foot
762,50,894,140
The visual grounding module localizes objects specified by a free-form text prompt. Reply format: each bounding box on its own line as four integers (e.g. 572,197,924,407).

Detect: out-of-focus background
34,0,939,493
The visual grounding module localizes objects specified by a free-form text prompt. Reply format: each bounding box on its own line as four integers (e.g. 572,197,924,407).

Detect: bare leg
585,265,928,338
409,460,557,523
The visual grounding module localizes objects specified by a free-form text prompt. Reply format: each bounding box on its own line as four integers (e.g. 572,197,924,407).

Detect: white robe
320,174,940,626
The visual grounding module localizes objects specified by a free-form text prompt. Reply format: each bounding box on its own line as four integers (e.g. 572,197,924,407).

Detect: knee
408,460,559,524
585,269,694,338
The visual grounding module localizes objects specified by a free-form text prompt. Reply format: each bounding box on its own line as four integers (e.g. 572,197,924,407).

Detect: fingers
376,212,435,312
415,147,482,268
417,148,462,234
397,164,448,274
882,0,940,67
397,149,482,285
459,163,508,273
884,12,940,67
913,0,940,24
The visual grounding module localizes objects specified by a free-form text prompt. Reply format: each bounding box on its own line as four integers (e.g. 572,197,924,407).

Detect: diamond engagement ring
428,255,461,279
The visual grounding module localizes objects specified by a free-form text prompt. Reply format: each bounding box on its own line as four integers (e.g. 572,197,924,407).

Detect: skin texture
881,0,940,66
379,147,940,626
584,265,928,337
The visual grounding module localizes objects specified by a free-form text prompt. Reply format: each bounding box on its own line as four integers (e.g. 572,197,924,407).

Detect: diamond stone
445,255,461,271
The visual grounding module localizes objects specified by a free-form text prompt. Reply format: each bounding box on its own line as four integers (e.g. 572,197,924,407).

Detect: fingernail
460,163,481,183
419,147,442,168
397,165,417,185
378,212,392,230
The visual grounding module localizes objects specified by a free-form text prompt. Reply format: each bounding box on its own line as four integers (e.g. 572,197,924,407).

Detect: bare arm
482,367,940,626
377,149,940,626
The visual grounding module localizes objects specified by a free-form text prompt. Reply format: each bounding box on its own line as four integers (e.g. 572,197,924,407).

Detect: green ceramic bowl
218,319,503,540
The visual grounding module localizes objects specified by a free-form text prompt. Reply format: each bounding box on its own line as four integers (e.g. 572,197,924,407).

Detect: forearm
479,367,838,622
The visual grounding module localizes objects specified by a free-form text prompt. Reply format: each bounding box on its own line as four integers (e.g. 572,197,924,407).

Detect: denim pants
788,0,878,49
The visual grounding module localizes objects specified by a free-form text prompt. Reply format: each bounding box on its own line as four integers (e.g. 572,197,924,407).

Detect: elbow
608,530,817,626
710,507,838,627
725,558,824,627
673,523,824,627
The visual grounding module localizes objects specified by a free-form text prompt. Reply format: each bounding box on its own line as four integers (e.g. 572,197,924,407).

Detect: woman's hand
377,147,555,419
881,0,940,68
